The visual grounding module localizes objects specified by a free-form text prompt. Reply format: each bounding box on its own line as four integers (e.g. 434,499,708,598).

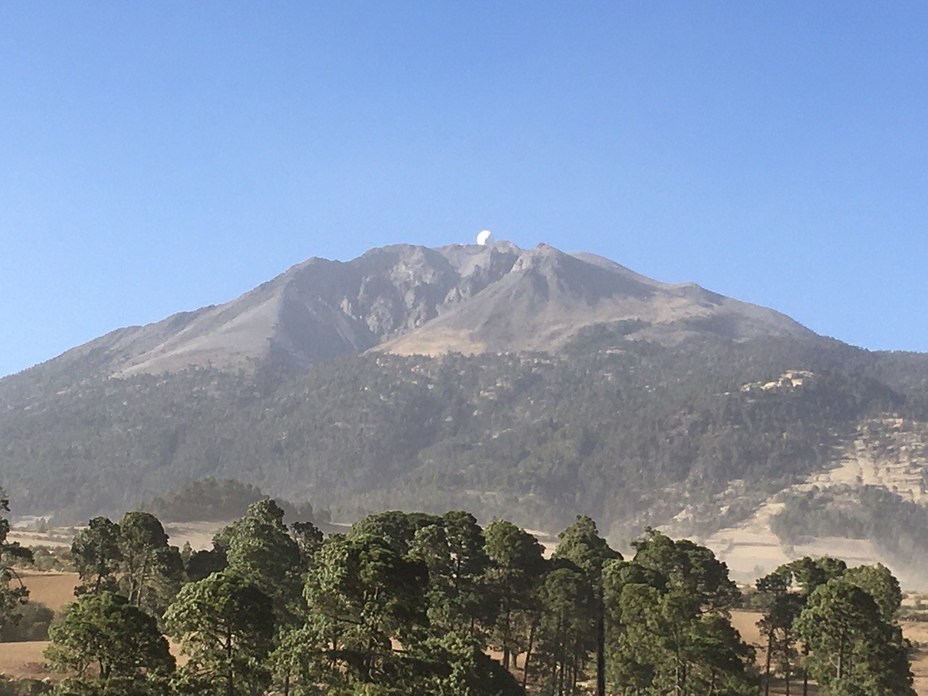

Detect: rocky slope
23,241,813,379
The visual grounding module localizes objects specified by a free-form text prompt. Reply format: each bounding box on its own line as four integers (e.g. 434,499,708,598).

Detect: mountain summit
7,241,928,585
51,241,814,378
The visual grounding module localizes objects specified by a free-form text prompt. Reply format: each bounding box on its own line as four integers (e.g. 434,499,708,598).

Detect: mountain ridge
5,241,928,583
20,240,818,380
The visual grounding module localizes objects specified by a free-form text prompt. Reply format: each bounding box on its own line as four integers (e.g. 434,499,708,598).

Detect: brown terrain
0,571,77,681
696,417,928,589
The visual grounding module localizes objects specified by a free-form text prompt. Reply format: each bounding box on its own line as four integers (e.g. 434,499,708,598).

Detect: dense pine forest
0,488,916,695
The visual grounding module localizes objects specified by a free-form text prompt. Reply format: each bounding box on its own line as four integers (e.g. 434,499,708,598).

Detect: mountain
4,240,928,583
381,244,813,356
32,242,811,379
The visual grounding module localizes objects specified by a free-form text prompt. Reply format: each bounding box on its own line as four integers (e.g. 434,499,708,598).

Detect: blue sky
2,2,927,377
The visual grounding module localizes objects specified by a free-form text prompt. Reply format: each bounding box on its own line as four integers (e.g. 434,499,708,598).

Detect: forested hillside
4,324,928,542
4,243,928,555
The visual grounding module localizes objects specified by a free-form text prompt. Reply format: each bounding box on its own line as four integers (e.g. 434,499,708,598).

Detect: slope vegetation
3,241,928,571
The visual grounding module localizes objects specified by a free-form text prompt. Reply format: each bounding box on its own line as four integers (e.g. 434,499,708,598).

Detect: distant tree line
142,477,326,525
772,485,928,576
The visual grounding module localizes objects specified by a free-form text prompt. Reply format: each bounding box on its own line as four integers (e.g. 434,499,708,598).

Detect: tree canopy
6,490,912,696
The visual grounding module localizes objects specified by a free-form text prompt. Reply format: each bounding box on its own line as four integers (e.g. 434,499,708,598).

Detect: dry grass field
15,571,79,611
0,572,78,681
9,520,228,554
0,640,54,681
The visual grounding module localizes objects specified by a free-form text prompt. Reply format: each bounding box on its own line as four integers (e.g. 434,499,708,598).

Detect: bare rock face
381,243,813,356
43,241,814,378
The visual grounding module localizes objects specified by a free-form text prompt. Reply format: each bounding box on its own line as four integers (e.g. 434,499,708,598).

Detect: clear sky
2,2,927,378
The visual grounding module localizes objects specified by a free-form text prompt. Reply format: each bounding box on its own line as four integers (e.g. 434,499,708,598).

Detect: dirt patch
730,609,764,649
18,572,79,612
0,640,54,681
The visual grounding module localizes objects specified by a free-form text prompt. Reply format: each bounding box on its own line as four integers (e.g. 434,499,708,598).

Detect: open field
0,572,78,681
15,571,79,612
10,519,229,553
0,640,54,681
162,520,227,551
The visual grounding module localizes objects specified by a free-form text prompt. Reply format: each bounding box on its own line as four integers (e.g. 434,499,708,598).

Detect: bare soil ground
0,572,79,680
0,640,54,681
16,571,79,611
703,418,928,590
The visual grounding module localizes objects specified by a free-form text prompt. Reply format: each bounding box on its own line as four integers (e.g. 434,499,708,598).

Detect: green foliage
409,511,493,639
2,331,921,538
483,519,546,673
0,678,53,696
842,563,902,622
49,675,173,695
628,529,740,612
756,558,909,695
290,520,324,569
183,547,227,582
348,510,441,556
222,499,303,624
302,530,430,686
604,530,756,695
554,515,621,585
531,563,597,695
0,486,33,636
143,477,319,524
755,565,804,692
795,576,915,695
400,631,525,696
117,512,183,614
6,497,923,696
0,600,55,641
44,592,174,684
66,512,185,617
164,571,275,696
144,478,267,523
787,555,848,596
27,546,74,572
552,515,620,696
72,517,122,596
